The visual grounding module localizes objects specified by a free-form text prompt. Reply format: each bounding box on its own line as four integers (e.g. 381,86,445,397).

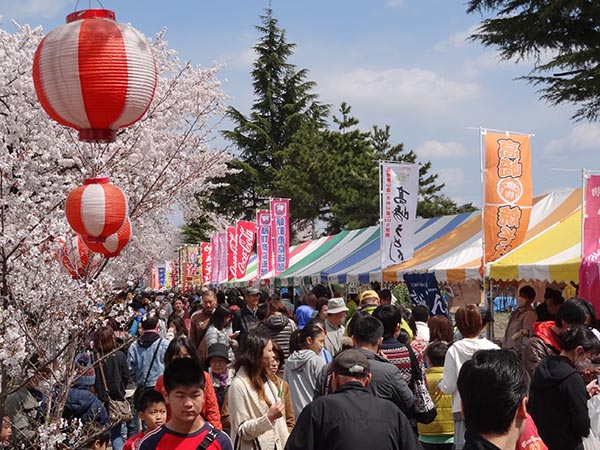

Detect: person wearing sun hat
344,289,380,337
324,298,349,357
285,348,420,450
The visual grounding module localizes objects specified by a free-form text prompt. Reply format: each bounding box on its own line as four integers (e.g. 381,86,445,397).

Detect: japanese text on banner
257,210,272,277
271,199,290,275
380,162,419,269
483,133,532,262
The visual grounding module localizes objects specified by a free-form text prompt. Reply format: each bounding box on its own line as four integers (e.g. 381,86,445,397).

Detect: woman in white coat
228,332,290,450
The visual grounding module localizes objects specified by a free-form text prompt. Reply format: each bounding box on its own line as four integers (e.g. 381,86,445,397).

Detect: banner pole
581,168,587,261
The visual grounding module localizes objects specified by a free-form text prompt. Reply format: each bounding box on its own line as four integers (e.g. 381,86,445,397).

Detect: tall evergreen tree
206,8,328,221
466,0,600,122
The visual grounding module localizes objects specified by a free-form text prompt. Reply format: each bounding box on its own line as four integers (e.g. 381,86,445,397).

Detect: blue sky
3,0,600,208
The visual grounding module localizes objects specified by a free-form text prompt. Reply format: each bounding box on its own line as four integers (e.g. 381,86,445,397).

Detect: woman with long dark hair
198,304,236,364
228,332,289,450
283,319,327,417
93,326,130,450
530,324,600,450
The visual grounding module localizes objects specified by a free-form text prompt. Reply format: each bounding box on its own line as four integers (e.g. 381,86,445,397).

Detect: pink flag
217,232,228,283
201,242,211,285
271,198,290,275
236,221,256,279
257,210,272,277
227,226,237,281
209,235,218,284
579,175,600,310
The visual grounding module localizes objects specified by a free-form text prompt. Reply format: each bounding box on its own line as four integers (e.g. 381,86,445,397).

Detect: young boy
81,429,110,450
124,389,167,450
139,357,232,450
418,341,454,450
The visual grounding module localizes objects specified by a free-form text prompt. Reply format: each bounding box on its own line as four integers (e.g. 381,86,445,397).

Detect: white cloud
320,67,479,116
434,25,479,51
416,140,467,159
3,0,70,20
437,168,465,189
218,47,255,69
544,123,600,160
387,0,405,7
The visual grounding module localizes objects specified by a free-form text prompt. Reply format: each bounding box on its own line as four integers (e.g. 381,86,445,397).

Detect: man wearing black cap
232,287,261,348
285,349,422,450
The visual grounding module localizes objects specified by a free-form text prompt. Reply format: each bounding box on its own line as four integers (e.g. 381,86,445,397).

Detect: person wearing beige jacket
228,332,290,450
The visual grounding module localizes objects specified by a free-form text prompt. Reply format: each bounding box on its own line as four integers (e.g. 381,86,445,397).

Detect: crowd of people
2,283,600,450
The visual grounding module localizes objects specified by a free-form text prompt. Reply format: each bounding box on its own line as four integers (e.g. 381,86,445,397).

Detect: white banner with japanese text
380,162,419,269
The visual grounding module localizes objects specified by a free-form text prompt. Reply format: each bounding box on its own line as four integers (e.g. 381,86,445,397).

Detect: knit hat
332,349,370,377
74,352,96,386
206,343,231,365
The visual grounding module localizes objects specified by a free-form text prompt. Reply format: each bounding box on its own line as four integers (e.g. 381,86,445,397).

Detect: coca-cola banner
257,210,272,277
201,242,211,285
271,198,290,275
209,234,218,284
227,226,237,281
236,221,256,279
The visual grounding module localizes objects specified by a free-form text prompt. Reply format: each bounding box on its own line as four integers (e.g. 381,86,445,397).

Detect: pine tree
205,8,328,221
466,0,600,121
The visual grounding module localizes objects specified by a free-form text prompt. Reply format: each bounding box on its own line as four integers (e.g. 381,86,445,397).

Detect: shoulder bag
406,344,437,424
97,352,133,424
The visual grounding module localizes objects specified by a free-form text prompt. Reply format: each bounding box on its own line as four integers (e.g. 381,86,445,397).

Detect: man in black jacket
352,314,415,417
285,349,422,450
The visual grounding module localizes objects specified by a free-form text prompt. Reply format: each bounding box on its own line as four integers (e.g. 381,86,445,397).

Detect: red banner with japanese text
201,242,212,285
271,199,290,275
227,226,237,281
236,221,255,279
484,133,532,263
257,210,272,278
578,175,600,310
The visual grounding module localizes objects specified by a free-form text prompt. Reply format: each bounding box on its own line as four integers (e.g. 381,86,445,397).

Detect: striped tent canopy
382,188,581,283
487,208,581,282
222,188,582,288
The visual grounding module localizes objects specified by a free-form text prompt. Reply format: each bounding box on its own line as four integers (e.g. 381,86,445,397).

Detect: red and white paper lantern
32,9,157,143
82,217,132,257
56,235,99,279
65,177,128,243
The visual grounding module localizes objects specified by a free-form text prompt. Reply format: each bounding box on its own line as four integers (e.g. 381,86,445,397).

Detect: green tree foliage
192,9,475,238
466,1,600,121
205,8,328,222
181,214,214,243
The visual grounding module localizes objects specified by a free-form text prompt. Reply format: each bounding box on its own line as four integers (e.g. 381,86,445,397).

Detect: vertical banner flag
578,175,600,309
236,221,256,279
201,242,211,285
257,210,272,278
271,199,290,275
157,266,166,289
217,232,228,283
227,226,237,281
380,162,419,269
484,133,532,263
403,272,448,316
209,234,218,284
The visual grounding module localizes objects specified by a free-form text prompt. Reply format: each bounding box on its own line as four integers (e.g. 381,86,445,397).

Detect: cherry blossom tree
0,21,232,448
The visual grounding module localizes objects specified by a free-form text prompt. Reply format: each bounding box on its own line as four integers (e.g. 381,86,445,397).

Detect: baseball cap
328,297,349,315
332,349,370,377
246,288,260,296
359,290,379,304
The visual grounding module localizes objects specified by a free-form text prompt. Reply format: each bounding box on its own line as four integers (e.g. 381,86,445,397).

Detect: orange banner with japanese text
484,132,532,263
